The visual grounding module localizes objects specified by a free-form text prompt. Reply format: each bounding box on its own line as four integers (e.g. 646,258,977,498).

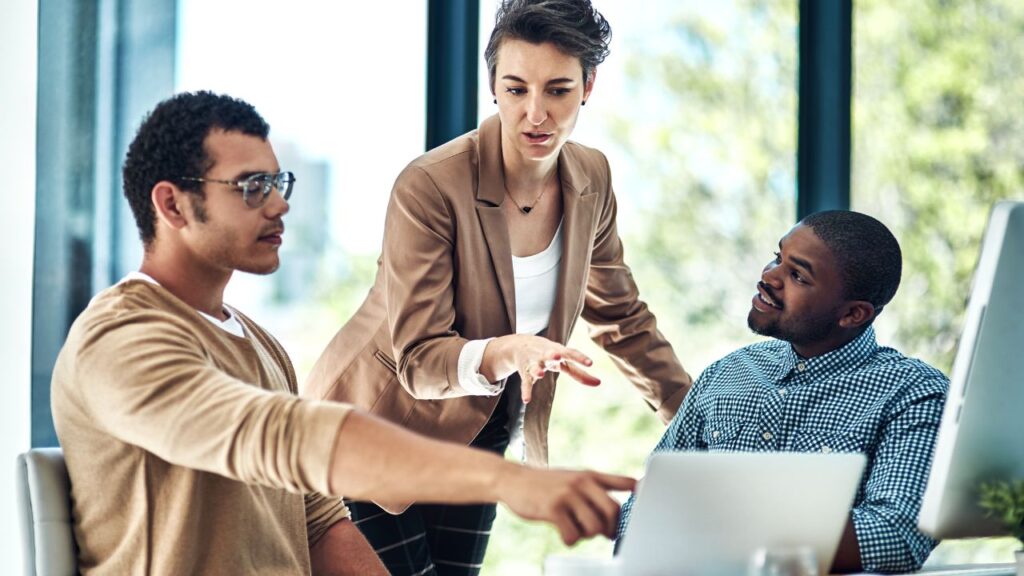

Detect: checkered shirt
617,327,949,573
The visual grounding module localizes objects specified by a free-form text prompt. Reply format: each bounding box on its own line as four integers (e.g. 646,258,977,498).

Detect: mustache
259,221,285,237
758,280,780,303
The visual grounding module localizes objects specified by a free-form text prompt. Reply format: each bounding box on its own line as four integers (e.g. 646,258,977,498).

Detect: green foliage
978,480,1024,547
611,0,798,355
853,0,1024,372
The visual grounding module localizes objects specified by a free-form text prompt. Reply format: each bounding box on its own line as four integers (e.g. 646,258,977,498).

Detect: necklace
504,176,555,215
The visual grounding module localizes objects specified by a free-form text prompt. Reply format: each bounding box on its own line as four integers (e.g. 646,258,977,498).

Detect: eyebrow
779,241,816,277
231,169,277,181
501,74,577,86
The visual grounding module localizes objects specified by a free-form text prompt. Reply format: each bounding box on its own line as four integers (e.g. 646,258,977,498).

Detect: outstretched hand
481,334,601,403
498,466,636,545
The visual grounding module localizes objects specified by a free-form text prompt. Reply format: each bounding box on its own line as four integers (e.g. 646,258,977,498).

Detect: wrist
480,335,514,382
489,458,525,503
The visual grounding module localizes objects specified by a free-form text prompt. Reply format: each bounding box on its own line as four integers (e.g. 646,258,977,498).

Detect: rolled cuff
457,338,504,396
655,385,688,424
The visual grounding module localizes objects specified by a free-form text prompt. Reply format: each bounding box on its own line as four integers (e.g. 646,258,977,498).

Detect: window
176,0,426,377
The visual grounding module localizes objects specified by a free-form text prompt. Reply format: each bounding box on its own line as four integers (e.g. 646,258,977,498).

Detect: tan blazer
305,115,691,465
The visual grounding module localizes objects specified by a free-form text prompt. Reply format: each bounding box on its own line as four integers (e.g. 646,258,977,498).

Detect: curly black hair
484,0,612,91
801,210,903,315
122,91,270,246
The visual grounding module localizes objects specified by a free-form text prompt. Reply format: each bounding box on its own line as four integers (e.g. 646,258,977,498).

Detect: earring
581,101,587,106
493,98,497,104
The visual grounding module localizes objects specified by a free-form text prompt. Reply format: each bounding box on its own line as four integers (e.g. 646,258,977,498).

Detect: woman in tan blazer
305,1,692,573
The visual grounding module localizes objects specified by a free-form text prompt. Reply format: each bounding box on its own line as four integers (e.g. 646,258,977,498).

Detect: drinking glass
748,545,819,576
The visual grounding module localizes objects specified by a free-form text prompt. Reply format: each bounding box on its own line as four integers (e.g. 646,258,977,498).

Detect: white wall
0,0,38,570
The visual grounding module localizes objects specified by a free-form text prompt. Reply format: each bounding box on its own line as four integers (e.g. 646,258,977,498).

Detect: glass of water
748,546,819,576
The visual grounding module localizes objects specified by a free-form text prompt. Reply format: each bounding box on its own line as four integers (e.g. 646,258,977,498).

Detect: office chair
16,448,77,576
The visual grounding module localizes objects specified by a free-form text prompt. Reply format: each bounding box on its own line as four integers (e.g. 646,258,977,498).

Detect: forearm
328,410,637,546
327,410,513,504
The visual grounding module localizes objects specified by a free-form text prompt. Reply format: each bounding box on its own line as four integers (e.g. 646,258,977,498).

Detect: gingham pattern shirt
617,327,948,573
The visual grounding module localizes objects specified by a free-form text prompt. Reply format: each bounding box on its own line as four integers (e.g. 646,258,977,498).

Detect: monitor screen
918,201,1024,539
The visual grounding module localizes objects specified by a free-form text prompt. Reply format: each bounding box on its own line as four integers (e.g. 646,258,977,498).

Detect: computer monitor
918,201,1024,539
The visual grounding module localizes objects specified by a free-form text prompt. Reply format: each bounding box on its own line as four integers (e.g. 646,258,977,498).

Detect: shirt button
796,362,807,372
762,431,773,441
712,430,721,439
821,445,832,454
778,388,787,396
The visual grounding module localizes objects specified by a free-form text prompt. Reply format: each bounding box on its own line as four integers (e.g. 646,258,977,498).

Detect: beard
747,306,839,348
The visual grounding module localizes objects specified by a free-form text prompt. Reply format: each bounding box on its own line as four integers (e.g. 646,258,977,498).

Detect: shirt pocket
702,419,745,450
791,429,868,455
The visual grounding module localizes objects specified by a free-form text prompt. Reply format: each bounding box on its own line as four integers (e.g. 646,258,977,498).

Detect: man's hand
481,334,601,403
497,466,636,545
330,411,634,545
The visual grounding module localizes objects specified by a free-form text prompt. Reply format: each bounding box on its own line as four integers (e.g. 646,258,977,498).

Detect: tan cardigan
52,280,352,575
306,114,692,465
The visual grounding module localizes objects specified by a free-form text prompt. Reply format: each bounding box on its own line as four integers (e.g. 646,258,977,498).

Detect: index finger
592,472,637,493
551,346,593,368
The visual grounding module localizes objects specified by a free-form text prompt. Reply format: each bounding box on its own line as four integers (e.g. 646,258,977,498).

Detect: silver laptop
616,451,866,576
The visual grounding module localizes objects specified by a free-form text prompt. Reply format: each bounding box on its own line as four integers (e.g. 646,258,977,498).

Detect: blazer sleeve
581,154,693,423
381,164,475,399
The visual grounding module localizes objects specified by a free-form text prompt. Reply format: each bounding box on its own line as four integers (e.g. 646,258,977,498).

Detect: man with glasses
51,91,633,575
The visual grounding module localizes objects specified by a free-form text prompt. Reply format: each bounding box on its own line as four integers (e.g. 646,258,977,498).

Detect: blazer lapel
476,115,517,330
548,146,596,344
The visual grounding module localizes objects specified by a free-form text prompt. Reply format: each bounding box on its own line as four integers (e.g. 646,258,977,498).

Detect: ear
838,300,876,330
151,181,190,231
583,67,597,102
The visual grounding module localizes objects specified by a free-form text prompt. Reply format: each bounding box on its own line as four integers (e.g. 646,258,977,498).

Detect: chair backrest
16,448,77,576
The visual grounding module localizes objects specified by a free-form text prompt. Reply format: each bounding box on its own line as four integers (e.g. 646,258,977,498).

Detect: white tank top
511,219,563,335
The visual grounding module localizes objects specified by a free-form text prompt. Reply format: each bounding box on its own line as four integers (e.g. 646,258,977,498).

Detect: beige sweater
52,280,352,575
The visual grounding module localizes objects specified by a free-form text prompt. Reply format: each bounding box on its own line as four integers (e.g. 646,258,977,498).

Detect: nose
264,185,290,218
761,259,783,287
525,92,547,126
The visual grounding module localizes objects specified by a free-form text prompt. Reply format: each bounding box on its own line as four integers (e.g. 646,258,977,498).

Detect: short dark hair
484,0,611,91
800,210,903,313
122,91,270,246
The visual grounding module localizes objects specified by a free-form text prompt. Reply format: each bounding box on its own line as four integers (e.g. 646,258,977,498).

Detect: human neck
502,155,558,198
139,249,232,321
790,330,860,359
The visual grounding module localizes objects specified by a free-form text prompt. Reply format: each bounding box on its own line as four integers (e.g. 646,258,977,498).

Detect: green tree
853,0,1024,372
607,0,798,364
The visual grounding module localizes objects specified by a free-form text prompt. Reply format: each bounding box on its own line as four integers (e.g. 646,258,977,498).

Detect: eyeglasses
179,171,295,208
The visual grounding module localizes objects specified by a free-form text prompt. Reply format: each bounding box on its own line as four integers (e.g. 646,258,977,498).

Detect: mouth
258,226,284,246
522,131,553,144
752,282,783,311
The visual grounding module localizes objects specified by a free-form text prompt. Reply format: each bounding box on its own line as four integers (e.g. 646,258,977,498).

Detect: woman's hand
480,334,601,403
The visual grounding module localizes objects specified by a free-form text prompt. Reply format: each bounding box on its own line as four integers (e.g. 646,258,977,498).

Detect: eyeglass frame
178,171,295,208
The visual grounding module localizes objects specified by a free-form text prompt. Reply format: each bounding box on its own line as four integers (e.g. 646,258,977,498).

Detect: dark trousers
348,392,512,576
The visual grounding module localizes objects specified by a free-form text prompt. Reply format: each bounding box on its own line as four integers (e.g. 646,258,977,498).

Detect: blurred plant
978,480,1024,548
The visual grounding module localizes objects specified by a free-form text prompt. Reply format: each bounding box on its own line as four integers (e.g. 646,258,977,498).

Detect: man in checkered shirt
617,211,949,574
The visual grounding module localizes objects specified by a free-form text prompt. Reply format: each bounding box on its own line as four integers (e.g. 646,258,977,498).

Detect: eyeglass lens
243,172,294,206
